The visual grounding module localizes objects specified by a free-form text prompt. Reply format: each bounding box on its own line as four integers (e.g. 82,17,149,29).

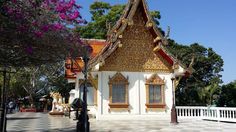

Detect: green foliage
48,76,74,101
198,81,221,106
77,2,124,39
77,1,162,39
1,62,73,104
166,39,224,105
150,11,161,25
217,81,236,107
90,2,111,21
41,62,74,99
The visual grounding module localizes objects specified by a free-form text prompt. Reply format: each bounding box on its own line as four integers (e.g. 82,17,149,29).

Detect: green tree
2,62,74,105
217,81,236,107
41,62,74,102
77,2,124,39
166,40,224,105
77,1,162,39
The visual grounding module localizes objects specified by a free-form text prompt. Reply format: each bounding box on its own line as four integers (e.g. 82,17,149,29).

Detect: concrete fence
176,106,236,122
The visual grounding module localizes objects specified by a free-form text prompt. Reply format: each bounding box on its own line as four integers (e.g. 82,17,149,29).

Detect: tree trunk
29,94,34,107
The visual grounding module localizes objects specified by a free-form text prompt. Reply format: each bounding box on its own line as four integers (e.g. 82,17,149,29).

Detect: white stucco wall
96,71,173,120
68,71,174,120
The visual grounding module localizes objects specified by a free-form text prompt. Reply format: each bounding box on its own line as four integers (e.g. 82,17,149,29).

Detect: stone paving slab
6,112,236,132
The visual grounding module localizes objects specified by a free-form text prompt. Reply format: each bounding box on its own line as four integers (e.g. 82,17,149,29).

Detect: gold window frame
145,74,165,109
108,72,129,109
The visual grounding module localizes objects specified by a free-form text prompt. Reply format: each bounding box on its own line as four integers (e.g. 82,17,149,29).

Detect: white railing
176,106,236,122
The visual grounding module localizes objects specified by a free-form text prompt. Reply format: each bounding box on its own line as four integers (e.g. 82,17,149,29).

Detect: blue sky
76,0,236,84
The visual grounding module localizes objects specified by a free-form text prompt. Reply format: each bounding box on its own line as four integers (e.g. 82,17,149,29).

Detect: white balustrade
176,106,236,122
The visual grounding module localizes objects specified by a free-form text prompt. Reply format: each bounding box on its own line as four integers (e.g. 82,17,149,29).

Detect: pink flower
32,21,38,26
41,25,50,32
18,25,28,32
15,12,23,19
25,46,33,54
56,4,65,12
66,0,75,9
53,23,64,30
51,0,57,3
6,8,14,15
59,13,67,19
44,0,50,6
69,0,75,5
34,31,43,38
11,0,17,3
69,11,79,20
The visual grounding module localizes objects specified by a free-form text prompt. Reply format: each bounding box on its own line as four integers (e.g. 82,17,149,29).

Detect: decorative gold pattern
100,8,172,72
108,72,129,85
146,74,165,85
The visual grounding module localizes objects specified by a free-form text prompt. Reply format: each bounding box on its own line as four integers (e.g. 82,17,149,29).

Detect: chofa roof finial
162,26,170,46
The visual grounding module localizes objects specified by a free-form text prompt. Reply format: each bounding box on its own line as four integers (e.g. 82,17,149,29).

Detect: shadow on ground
7,117,40,120
7,128,77,132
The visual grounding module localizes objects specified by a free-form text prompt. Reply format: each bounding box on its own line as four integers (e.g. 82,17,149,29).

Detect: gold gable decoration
108,72,129,84
146,74,165,85
99,8,172,72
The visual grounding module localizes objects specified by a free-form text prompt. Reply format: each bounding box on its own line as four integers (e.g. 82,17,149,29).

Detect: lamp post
0,67,15,132
82,54,90,132
170,76,178,124
0,68,7,132
75,45,91,132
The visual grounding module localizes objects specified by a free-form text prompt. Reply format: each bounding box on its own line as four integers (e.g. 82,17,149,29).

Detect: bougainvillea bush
0,0,86,67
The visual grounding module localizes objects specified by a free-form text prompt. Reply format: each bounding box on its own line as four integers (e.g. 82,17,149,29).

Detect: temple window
145,74,165,109
112,84,126,103
108,73,129,109
149,85,162,103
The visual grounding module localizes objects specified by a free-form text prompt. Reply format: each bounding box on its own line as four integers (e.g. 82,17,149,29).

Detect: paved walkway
6,112,236,132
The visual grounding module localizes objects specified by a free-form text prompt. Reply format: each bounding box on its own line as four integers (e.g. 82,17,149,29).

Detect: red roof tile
65,39,107,79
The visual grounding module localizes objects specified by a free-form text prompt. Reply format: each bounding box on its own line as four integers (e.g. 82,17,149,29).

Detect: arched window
108,73,129,109
145,74,165,109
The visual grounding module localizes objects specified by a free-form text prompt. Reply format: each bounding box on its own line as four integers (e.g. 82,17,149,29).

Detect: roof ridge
107,0,133,36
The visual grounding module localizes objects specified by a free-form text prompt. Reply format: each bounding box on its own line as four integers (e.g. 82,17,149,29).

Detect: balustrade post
200,108,203,119
216,109,219,121
233,110,235,119
228,110,230,119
